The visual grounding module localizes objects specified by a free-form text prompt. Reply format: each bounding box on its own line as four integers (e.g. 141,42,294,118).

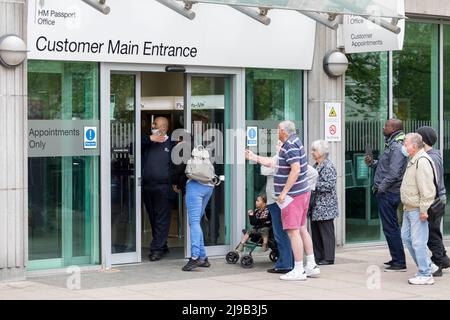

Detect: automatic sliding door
109,73,141,264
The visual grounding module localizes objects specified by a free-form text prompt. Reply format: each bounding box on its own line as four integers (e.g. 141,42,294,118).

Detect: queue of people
365,120,449,285
142,116,448,284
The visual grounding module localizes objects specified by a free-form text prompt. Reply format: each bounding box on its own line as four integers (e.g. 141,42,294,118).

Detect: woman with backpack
171,139,217,271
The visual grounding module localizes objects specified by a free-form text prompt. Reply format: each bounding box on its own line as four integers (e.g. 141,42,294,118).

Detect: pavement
1,244,450,300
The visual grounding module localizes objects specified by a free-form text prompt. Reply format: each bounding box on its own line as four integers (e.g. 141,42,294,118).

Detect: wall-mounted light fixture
156,0,196,20
230,6,271,25
0,34,27,68
323,49,348,78
81,0,110,15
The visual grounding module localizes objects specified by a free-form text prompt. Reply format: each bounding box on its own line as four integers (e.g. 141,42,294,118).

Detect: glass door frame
100,64,142,267
100,63,245,268
184,73,236,258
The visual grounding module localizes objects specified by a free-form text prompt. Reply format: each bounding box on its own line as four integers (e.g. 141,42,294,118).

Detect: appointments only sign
325,103,341,142
28,120,100,157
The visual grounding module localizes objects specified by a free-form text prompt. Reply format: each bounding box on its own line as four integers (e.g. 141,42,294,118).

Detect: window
28,61,100,270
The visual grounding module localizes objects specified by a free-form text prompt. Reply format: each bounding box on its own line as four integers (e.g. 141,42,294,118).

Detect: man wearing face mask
142,116,173,261
365,119,407,271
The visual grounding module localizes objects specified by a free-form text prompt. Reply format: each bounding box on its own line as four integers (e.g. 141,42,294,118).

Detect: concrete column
0,0,27,282
307,24,346,247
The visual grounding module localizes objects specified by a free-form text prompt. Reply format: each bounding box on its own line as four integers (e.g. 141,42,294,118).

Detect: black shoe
433,266,443,277
199,258,211,268
384,265,407,272
441,258,450,269
317,260,334,265
267,268,292,274
383,260,394,267
182,258,201,271
149,252,162,261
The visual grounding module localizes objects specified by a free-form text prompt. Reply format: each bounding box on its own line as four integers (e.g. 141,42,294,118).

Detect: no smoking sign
329,124,337,135
325,102,341,141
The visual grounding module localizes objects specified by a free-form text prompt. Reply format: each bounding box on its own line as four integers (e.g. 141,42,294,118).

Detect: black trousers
311,219,335,263
427,204,449,266
143,184,171,254
376,192,406,266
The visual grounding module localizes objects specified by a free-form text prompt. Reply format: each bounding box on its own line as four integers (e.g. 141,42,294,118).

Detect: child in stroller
226,195,279,268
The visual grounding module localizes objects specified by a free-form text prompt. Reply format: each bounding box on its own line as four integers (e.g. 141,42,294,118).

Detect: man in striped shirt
245,121,320,280
275,121,320,281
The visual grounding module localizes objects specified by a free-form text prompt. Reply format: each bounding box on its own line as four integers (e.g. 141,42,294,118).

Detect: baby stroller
225,228,279,268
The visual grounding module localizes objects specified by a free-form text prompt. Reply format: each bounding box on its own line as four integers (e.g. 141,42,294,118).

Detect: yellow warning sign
329,107,337,117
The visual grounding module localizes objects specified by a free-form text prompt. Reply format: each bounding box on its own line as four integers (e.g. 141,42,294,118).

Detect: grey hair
405,133,424,149
311,140,329,158
279,121,296,135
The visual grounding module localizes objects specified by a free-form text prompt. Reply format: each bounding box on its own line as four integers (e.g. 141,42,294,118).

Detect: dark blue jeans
268,203,293,269
376,192,406,267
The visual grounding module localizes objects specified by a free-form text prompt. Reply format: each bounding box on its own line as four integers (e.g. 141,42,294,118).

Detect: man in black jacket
142,116,173,261
417,126,450,277
365,119,407,271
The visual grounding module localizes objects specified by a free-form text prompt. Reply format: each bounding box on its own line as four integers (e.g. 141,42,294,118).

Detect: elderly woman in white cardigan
310,140,339,265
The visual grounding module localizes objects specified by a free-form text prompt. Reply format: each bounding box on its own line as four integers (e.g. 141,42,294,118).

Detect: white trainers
280,269,307,281
305,265,321,278
408,276,435,285
431,263,439,274
415,264,439,277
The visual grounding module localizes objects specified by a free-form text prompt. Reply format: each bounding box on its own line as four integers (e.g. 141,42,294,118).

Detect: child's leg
241,233,250,244
260,227,270,251
236,231,250,251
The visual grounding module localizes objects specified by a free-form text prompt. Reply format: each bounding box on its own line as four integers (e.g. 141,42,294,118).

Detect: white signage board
325,103,341,142
27,0,316,69
343,0,405,54
246,126,258,147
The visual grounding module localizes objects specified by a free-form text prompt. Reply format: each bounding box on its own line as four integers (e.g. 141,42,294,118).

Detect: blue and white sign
246,126,258,147
84,126,97,149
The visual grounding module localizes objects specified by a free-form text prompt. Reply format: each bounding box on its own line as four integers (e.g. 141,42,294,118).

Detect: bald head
383,118,403,137
153,117,169,134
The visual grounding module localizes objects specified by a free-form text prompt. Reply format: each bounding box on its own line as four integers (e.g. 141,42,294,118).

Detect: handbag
185,145,220,185
417,157,445,223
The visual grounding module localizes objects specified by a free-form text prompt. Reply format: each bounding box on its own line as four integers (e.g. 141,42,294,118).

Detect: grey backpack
185,145,220,185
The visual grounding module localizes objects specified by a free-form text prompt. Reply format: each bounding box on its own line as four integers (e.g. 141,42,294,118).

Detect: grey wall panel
307,24,346,247
0,0,27,281
406,0,450,18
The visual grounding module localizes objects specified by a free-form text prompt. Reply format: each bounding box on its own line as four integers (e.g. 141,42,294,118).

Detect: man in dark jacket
142,116,173,261
417,126,450,276
365,119,407,271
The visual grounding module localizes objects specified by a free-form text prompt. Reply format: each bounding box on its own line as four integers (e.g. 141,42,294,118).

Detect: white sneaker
431,263,439,274
415,264,439,277
408,276,434,285
305,265,321,278
280,269,307,281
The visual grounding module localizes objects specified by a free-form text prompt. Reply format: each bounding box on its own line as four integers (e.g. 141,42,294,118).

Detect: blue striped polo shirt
274,134,310,197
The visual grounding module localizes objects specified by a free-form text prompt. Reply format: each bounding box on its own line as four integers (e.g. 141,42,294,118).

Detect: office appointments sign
28,120,100,157
27,0,316,69
343,0,405,53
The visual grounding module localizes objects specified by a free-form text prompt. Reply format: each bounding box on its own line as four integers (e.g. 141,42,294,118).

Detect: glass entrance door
109,72,141,265
184,75,231,256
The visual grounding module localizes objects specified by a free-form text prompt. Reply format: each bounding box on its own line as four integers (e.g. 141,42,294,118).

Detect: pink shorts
281,191,311,230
